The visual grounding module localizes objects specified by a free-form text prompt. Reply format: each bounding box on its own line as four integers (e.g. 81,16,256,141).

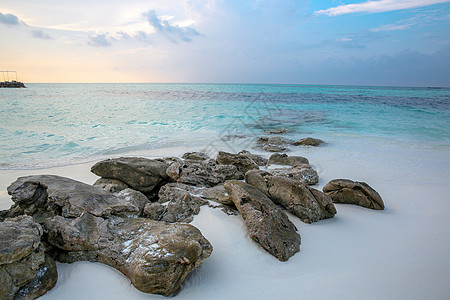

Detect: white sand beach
1,136,449,300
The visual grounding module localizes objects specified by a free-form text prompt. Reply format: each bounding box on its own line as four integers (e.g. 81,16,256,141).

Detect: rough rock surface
93,178,130,193
0,216,57,300
6,175,144,220
292,137,324,146
3,176,213,296
197,184,233,206
45,215,213,296
166,159,241,186
143,183,207,223
269,164,319,185
323,179,384,210
245,170,336,223
216,151,259,174
182,152,210,161
267,153,309,166
262,145,287,152
256,137,289,152
224,180,300,261
90,157,170,194
238,150,268,166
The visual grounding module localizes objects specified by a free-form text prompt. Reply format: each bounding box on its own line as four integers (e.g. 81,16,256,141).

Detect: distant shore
0,81,26,88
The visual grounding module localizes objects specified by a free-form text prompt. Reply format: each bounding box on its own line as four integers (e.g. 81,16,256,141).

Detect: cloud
315,0,450,16
31,29,52,39
143,10,200,42
88,33,112,47
0,12,20,25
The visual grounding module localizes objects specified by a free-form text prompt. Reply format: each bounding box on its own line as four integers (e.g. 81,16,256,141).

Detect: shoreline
1,136,450,299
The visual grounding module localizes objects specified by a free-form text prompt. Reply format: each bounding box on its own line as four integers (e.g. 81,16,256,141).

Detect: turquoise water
1,83,449,169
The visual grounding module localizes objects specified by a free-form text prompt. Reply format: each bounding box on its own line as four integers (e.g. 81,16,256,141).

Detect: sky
0,0,449,86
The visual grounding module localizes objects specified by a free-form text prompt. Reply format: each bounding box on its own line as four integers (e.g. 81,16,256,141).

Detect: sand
1,135,449,299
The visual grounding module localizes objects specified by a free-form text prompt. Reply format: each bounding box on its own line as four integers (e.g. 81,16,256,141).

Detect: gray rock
7,175,143,219
322,179,384,210
91,157,170,194
262,145,287,152
265,128,287,135
0,216,57,300
166,159,241,187
245,170,336,223
224,180,301,261
256,136,290,152
93,178,129,193
182,152,210,161
45,215,212,296
238,150,268,166
269,164,319,185
216,151,259,174
267,153,309,166
292,137,324,146
197,184,234,206
116,188,150,216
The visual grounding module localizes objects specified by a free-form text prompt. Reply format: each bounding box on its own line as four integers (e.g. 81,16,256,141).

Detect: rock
238,150,268,166
265,128,287,135
93,178,129,193
262,145,287,152
166,159,241,187
182,152,210,161
152,183,208,223
116,188,150,216
292,137,324,146
267,153,309,166
269,164,319,185
0,216,57,300
216,151,259,174
322,179,384,210
45,215,212,296
224,180,300,261
196,184,234,206
7,175,147,220
245,170,336,223
90,157,170,194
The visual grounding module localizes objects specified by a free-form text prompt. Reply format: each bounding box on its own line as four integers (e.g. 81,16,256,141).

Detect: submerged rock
256,136,290,152
267,153,309,166
292,137,324,146
0,216,57,300
46,215,213,296
224,180,300,262
245,170,336,223
216,151,259,174
90,157,170,195
166,159,241,186
269,164,319,185
322,179,384,210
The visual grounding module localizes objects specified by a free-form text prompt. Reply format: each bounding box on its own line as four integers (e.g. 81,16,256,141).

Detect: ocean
1,83,449,169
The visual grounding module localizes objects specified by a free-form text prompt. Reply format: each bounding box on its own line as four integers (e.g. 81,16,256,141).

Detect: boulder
45,215,213,296
182,152,210,161
196,184,234,206
292,137,324,146
269,164,319,185
0,216,57,300
7,175,144,220
256,137,289,152
245,170,336,223
93,178,129,193
322,179,384,210
238,150,268,166
90,157,170,194
267,153,309,166
116,188,150,216
216,151,259,174
166,159,241,186
262,145,287,152
224,180,300,261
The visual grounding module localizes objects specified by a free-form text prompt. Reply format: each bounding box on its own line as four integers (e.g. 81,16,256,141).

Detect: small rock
262,145,287,152
182,152,210,161
224,180,301,261
292,137,324,146
216,151,259,174
245,170,336,223
322,179,384,210
265,128,287,135
238,150,268,166
267,153,309,166
269,164,319,185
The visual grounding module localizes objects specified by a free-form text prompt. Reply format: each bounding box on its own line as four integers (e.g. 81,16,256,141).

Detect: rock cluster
0,81,26,88
0,148,384,298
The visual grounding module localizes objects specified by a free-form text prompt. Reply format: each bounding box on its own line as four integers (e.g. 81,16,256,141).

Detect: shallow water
0,83,449,169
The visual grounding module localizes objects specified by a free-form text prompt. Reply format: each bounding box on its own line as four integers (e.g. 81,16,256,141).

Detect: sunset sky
1,0,449,86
